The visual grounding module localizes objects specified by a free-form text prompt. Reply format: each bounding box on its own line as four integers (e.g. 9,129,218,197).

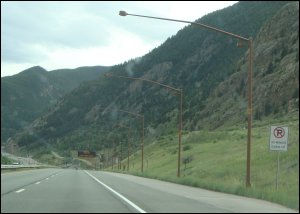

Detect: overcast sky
1,1,237,77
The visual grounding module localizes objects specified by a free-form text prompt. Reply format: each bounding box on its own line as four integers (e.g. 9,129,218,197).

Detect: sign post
269,126,288,190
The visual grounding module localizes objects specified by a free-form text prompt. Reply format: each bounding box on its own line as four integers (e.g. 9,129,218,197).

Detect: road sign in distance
78,150,96,157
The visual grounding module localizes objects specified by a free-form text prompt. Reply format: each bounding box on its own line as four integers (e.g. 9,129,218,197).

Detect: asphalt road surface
1,169,297,213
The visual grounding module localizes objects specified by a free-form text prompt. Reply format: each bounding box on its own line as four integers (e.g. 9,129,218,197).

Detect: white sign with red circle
269,126,288,151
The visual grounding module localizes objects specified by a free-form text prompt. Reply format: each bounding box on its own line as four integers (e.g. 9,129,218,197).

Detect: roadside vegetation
107,113,299,210
21,113,298,210
1,155,14,165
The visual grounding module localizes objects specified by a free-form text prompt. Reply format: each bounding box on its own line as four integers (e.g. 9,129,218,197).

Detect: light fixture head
119,11,128,16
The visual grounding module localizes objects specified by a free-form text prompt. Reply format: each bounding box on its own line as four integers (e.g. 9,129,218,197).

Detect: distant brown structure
78,150,96,157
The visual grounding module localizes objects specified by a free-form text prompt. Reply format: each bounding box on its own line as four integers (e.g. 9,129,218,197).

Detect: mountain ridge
1,65,110,142
4,1,298,153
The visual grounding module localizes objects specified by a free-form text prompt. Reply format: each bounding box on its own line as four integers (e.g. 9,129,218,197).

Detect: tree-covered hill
1,65,110,142
10,1,298,153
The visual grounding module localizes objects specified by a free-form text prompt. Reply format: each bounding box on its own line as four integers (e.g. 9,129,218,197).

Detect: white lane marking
36,182,41,184
84,171,147,213
16,189,25,193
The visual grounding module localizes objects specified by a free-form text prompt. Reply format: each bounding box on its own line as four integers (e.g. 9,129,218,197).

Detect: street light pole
98,107,144,172
117,109,144,173
247,39,253,187
119,11,253,187
116,124,131,171
105,73,183,177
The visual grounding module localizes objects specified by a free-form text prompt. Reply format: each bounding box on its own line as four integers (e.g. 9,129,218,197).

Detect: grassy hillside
1,155,14,165
108,113,299,210
11,1,297,153
5,1,298,209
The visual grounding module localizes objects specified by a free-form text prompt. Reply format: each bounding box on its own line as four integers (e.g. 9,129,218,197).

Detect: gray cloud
1,1,237,76
1,2,113,63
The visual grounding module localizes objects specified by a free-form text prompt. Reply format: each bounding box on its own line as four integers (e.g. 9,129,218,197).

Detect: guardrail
1,164,48,169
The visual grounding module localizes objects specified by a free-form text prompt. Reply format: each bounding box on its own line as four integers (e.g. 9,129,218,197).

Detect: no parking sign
269,126,288,151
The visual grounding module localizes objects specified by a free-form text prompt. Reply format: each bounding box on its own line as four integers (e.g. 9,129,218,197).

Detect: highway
1,169,297,213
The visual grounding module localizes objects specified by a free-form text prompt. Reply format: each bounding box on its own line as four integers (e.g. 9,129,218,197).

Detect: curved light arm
105,73,181,95
119,10,249,42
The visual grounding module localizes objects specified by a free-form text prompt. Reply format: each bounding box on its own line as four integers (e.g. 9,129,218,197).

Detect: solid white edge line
16,189,25,193
84,170,147,213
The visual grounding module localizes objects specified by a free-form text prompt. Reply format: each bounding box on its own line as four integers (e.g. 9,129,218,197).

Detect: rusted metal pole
177,89,183,177
119,11,252,186
246,38,253,187
105,73,182,177
141,115,144,172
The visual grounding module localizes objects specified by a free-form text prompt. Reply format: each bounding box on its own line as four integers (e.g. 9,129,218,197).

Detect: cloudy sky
1,1,237,77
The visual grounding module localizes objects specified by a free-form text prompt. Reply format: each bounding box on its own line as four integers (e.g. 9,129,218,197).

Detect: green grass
1,155,14,165
33,151,65,166
107,114,299,210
